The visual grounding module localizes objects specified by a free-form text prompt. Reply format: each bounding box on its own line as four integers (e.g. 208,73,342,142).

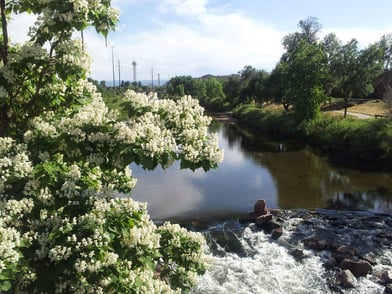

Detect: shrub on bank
233,104,392,168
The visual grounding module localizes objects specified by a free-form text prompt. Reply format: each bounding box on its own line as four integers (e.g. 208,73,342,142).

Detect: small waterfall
191,212,392,294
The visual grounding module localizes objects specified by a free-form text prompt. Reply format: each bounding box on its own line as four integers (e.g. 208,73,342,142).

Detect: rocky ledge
205,199,392,293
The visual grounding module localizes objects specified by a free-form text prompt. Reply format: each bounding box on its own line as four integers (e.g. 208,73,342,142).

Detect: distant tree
191,78,207,99
374,34,392,98
332,39,384,117
379,34,392,71
279,17,327,120
238,66,258,104
254,70,270,107
280,39,328,120
282,16,322,51
166,76,206,99
266,63,290,110
205,77,225,99
321,33,343,96
223,74,241,107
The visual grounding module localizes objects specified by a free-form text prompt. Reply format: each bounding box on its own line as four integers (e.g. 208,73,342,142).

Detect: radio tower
132,60,137,83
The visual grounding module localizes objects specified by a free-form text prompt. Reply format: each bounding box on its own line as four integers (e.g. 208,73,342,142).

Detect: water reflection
129,121,392,220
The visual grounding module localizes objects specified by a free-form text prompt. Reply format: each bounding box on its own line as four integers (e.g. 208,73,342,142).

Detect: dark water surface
129,120,392,220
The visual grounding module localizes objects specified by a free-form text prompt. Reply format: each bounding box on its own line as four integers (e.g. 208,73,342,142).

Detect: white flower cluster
0,224,22,273
123,90,224,166
0,137,33,195
57,39,92,73
0,79,218,292
1,198,34,223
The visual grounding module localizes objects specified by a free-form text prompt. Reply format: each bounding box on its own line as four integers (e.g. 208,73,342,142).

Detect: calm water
129,120,392,220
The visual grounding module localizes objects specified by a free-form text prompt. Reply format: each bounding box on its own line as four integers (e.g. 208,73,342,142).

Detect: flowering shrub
0,85,222,293
0,1,223,293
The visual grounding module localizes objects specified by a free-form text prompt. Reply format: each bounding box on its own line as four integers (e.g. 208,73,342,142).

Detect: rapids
190,210,392,294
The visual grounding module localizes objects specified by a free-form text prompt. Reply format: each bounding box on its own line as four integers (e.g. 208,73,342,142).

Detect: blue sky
9,0,392,81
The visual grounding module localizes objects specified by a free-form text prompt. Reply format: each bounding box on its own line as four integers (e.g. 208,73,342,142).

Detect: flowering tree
0,1,223,293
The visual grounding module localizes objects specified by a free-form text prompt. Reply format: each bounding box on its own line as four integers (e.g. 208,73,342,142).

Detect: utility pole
158,73,161,87
151,68,154,91
118,59,121,89
111,46,115,91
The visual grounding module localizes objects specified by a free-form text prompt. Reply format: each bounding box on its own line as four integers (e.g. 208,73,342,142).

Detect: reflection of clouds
191,168,208,179
222,147,246,167
218,131,245,168
129,164,204,219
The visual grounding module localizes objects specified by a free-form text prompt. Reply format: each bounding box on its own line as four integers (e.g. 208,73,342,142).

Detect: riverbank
231,104,392,171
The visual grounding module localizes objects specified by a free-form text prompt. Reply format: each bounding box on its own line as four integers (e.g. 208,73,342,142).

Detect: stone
340,259,373,278
289,249,307,261
336,245,357,256
271,227,283,240
303,238,329,251
338,269,356,288
378,271,392,285
255,213,273,229
324,257,338,270
384,286,392,294
361,253,378,266
249,199,269,222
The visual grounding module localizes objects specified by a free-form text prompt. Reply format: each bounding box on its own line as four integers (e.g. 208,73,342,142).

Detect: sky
8,0,392,82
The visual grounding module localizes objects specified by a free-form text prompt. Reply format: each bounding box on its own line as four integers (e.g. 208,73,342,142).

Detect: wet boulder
271,227,283,240
303,238,329,251
289,248,307,261
378,271,392,286
338,269,357,288
324,257,338,270
340,258,373,278
255,213,273,228
249,199,269,222
384,286,392,294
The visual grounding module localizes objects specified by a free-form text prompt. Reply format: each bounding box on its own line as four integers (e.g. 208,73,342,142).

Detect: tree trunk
343,96,348,118
0,0,8,65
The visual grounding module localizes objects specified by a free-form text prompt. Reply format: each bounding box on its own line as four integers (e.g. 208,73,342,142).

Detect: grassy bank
233,104,392,170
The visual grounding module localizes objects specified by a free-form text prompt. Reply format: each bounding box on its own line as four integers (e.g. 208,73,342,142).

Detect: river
128,120,392,294
130,120,392,220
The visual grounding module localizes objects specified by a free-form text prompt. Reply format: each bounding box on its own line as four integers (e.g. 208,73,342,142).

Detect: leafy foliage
280,39,328,120
0,1,223,293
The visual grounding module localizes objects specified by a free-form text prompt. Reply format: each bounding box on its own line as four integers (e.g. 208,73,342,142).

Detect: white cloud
7,1,392,82
327,27,392,47
158,0,208,16
87,1,286,81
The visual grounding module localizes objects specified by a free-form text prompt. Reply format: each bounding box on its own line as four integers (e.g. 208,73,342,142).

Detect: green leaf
0,280,12,292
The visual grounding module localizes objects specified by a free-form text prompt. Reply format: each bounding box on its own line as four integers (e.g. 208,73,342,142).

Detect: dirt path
332,110,374,119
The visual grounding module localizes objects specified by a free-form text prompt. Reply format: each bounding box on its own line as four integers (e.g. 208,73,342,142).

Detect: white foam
192,220,392,294
192,227,330,294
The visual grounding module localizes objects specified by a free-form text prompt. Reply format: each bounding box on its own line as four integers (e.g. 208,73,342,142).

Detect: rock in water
339,269,357,288
340,259,373,278
249,199,269,222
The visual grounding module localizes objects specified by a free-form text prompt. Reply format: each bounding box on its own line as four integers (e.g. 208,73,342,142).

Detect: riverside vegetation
233,104,392,170
146,17,392,171
0,1,223,293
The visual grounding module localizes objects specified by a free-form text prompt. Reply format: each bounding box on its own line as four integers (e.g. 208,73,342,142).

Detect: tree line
164,17,392,121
